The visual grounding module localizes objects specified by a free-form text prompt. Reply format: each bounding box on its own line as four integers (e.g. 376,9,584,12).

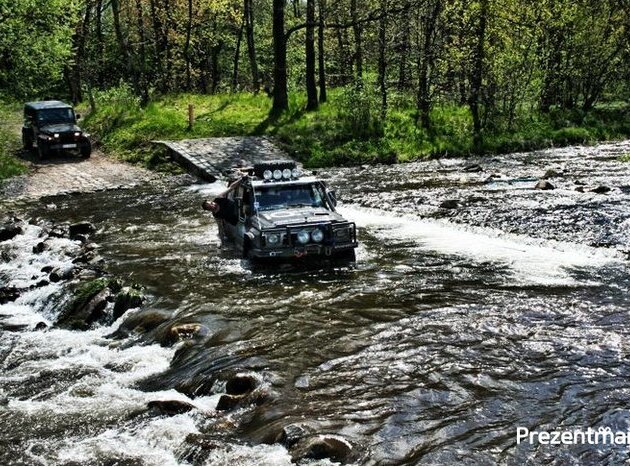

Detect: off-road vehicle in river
217,161,357,261
22,101,91,159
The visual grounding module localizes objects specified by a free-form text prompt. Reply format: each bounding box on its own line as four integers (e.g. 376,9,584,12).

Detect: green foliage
0,100,27,180
0,0,79,97
84,88,630,168
620,153,630,162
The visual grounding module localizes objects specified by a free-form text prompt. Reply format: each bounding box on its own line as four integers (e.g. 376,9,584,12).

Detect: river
1,141,629,465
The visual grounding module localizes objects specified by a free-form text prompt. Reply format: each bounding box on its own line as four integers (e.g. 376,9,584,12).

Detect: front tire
22,129,33,150
80,140,92,159
37,142,49,160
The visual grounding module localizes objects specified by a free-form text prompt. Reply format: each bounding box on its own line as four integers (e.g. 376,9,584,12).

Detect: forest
1,0,630,169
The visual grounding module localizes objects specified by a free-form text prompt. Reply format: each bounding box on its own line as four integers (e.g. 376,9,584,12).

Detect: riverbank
0,101,27,180
81,86,630,169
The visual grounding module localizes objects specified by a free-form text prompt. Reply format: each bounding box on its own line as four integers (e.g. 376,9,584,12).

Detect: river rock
34,322,48,331
56,279,113,330
109,309,172,339
41,265,54,273
147,399,195,416
165,323,209,344
0,223,22,242
276,423,310,448
575,186,585,193
535,180,555,190
290,435,355,464
48,224,68,239
0,286,22,304
34,279,50,288
542,169,561,179
225,373,260,395
463,163,483,172
112,287,145,320
69,222,96,238
49,265,76,283
73,234,88,244
440,199,459,209
32,241,48,254
216,388,268,412
590,185,611,194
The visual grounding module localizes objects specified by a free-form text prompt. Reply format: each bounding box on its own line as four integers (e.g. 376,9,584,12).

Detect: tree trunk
272,0,288,114
305,0,318,110
350,0,363,81
95,0,104,86
397,1,410,90
184,0,193,91
148,0,164,92
135,0,149,104
417,0,441,130
377,0,387,117
317,0,327,102
244,0,260,92
469,0,487,152
232,22,244,92
111,0,139,94
68,1,92,104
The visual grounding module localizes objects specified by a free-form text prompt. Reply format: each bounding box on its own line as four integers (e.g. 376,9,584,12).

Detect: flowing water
1,141,630,465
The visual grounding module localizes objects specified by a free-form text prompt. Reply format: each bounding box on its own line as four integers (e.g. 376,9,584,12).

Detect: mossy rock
113,287,145,320
56,278,115,330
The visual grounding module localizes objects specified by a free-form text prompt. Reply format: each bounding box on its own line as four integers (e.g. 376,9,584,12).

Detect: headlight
266,233,280,245
263,170,272,180
74,132,81,137
53,133,59,138
273,169,282,180
297,230,310,244
311,228,324,243
282,168,292,179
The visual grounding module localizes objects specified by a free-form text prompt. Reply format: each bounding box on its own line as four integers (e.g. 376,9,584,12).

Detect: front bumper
250,242,358,259
252,221,358,259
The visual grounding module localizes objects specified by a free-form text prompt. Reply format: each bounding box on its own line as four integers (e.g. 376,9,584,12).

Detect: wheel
22,129,33,150
37,142,49,160
80,140,91,159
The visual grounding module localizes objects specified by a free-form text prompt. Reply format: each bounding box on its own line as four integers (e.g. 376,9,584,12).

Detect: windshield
254,183,329,211
37,108,75,125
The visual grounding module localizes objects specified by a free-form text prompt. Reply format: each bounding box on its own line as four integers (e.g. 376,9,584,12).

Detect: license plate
62,144,77,149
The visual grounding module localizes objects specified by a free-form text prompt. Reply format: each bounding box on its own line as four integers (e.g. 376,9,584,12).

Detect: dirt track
1,149,158,200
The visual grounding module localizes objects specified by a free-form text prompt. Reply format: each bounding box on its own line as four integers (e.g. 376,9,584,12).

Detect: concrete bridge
156,137,292,182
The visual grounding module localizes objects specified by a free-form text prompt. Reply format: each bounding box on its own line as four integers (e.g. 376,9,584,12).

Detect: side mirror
329,190,338,207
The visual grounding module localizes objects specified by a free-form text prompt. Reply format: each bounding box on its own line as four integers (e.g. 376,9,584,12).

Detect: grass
52,86,630,169
0,100,28,180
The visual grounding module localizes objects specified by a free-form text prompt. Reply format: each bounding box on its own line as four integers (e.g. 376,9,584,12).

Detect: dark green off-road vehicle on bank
22,101,91,159
218,161,358,262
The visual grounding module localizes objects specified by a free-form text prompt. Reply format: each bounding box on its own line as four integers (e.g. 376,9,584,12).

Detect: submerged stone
535,180,555,190
291,435,354,464
147,399,195,415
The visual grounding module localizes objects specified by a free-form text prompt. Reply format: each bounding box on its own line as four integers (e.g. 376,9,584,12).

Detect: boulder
73,234,88,244
0,286,22,304
0,224,22,242
112,287,145,320
69,222,96,238
49,266,76,283
147,399,195,416
41,265,54,273
56,279,112,330
225,373,260,395
290,435,354,464
32,241,48,254
216,389,268,412
48,225,68,238
535,180,555,190
165,323,209,344
276,424,310,448
34,322,48,331
590,185,611,194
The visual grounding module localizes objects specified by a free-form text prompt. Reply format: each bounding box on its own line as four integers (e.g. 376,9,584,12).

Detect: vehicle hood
255,207,347,229
40,123,81,134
